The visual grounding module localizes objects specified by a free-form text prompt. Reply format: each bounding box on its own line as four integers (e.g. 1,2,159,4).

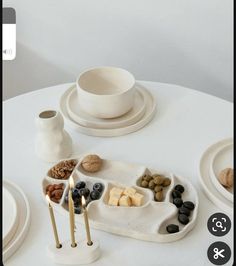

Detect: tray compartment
76,159,146,186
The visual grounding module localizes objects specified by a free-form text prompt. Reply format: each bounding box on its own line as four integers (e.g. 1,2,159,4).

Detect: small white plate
198,138,233,214
209,143,233,202
3,186,19,248
3,180,31,262
60,85,156,137
66,86,146,129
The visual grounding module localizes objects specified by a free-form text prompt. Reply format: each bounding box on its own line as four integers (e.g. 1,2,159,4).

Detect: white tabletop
3,81,233,266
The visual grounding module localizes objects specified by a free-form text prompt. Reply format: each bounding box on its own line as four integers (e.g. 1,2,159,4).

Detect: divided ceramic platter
209,142,233,202
66,86,146,129
3,180,31,262
42,157,198,243
3,186,19,248
59,85,156,137
199,138,233,214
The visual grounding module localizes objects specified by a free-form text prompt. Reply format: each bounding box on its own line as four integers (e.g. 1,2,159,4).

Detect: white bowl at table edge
209,143,233,202
76,66,136,118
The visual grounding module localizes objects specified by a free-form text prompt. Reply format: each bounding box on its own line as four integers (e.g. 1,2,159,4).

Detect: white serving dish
198,138,233,214
209,143,233,202
3,179,31,262
3,186,19,248
76,67,136,118
66,86,146,129
60,85,156,137
42,156,199,243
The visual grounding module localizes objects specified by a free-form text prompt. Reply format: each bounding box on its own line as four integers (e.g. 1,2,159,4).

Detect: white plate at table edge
3,179,31,262
60,84,156,137
3,186,19,248
198,138,233,214
66,85,146,129
209,142,233,202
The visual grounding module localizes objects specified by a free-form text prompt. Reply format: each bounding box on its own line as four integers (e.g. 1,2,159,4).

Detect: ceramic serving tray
42,156,198,243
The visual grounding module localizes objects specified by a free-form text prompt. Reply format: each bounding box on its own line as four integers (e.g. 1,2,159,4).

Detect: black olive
179,206,191,216
174,184,185,193
178,214,189,225
173,198,183,208
166,224,179,233
183,201,195,210
172,190,182,198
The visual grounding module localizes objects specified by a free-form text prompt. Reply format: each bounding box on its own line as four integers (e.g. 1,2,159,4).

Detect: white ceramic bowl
76,67,136,118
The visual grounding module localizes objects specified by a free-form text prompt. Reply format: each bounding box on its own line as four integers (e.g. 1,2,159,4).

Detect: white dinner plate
3,186,19,248
209,143,233,202
66,86,146,129
198,138,233,214
3,179,31,262
60,85,156,137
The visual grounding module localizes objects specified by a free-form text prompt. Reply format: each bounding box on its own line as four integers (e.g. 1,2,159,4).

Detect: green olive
141,180,148,188
143,174,152,182
154,185,163,192
155,191,163,201
153,175,165,185
148,180,155,189
162,178,171,187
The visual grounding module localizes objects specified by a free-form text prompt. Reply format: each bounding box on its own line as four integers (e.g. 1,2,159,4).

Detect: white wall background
3,0,233,101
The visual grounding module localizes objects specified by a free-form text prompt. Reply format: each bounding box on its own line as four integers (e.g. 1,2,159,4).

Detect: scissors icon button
208,242,231,265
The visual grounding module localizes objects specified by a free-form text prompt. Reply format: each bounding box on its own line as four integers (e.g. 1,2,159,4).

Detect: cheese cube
123,187,136,197
131,193,144,207
119,195,132,207
109,187,123,198
108,195,120,206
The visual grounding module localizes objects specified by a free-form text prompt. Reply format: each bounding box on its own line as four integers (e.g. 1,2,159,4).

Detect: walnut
219,168,234,188
49,160,77,179
81,154,102,173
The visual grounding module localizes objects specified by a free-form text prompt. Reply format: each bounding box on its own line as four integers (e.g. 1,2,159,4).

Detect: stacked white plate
59,84,156,137
198,138,233,214
2,180,31,262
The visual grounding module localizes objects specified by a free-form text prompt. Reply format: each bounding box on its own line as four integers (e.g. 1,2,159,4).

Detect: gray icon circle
207,242,231,265
207,213,231,236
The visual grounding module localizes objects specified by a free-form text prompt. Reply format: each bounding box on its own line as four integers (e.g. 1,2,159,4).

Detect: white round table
3,81,233,266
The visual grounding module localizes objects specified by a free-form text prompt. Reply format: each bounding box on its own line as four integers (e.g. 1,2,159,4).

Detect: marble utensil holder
35,110,72,162
47,239,101,265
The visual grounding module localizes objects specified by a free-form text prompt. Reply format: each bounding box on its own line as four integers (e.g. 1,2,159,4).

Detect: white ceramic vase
35,110,72,162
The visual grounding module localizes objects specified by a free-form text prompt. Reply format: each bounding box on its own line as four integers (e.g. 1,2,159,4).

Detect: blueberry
172,190,182,198
93,183,104,193
75,181,86,190
73,197,81,207
173,198,183,208
64,194,69,204
174,184,185,193
183,201,195,210
79,188,90,198
166,224,179,233
74,206,82,214
90,190,101,200
72,188,80,201
179,206,191,216
178,214,189,225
